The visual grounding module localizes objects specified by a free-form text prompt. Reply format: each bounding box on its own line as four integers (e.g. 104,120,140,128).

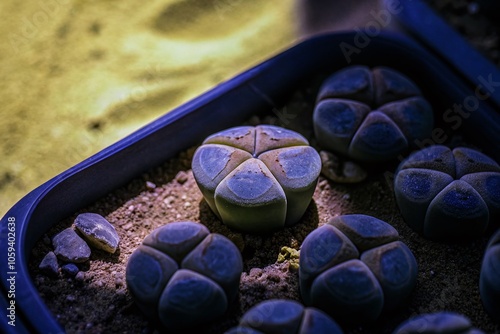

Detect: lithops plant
126,221,243,330
192,125,321,233
299,214,417,322
480,228,500,320
392,311,484,334
225,299,343,334
394,145,500,240
313,66,433,162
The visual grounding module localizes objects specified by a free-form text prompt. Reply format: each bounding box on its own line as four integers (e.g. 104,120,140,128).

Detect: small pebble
61,263,79,277
146,181,156,190
122,223,133,231
320,150,367,183
175,171,188,184
66,295,76,302
39,251,59,278
42,234,51,246
75,271,85,282
74,213,120,253
53,228,91,263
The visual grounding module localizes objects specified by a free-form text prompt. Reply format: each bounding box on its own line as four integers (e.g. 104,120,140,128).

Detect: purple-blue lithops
313,66,433,162
192,125,321,233
392,311,484,333
226,299,343,334
394,145,500,240
480,228,500,321
126,221,243,330
299,214,417,322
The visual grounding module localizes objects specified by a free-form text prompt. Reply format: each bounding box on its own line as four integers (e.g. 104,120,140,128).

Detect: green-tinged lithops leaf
193,125,319,233
182,234,243,303
360,241,417,311
239,299,304,334
310,259,384,322
299,224,359,304
259,146,321,225
379,97,433,144
395,146,500,240
214,159,287,232
453,147,500,178
316,65,373,103
192,144,252,216
394,169,454,234
349,111,408,162
424,180,489,239
313,66,431,162
328,214,399,252
158,269,227,329
143,222,209,263
392,311,482,334
299,308,344,334
398,145,456,177
313,99,371,156
254,125,309,156
126,245,178,315
203,126,255,154
480,229,500,320
372,67,421,105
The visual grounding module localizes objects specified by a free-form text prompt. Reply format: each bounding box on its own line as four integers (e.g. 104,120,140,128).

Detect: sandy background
0,0,300,216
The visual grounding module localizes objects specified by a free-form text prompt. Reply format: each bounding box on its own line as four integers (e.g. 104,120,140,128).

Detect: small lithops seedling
225,299,343,334
480,228,500,320
313,65,433,162
392,311,484,334
192,125,321,233
394,145,500,240
126,221,243,330
299,214,417,322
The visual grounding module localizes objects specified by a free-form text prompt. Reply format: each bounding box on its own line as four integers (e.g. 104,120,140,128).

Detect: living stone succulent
299,214,417,322
394,145,500,240
126,221,243,330
192,125,321,233
480,228,500,320
225,299,343,334
392,311,484,333
313,66,433,162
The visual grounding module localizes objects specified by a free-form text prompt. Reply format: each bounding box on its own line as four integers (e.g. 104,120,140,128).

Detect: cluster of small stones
39,213,120,278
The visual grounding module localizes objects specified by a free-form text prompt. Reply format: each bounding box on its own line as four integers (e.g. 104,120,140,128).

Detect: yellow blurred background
0,0,301,216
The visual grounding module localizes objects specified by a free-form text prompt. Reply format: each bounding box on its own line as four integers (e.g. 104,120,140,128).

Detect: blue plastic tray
2,5,500,332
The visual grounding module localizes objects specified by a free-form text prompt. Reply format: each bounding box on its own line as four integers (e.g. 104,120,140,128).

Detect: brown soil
28,84,500,333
